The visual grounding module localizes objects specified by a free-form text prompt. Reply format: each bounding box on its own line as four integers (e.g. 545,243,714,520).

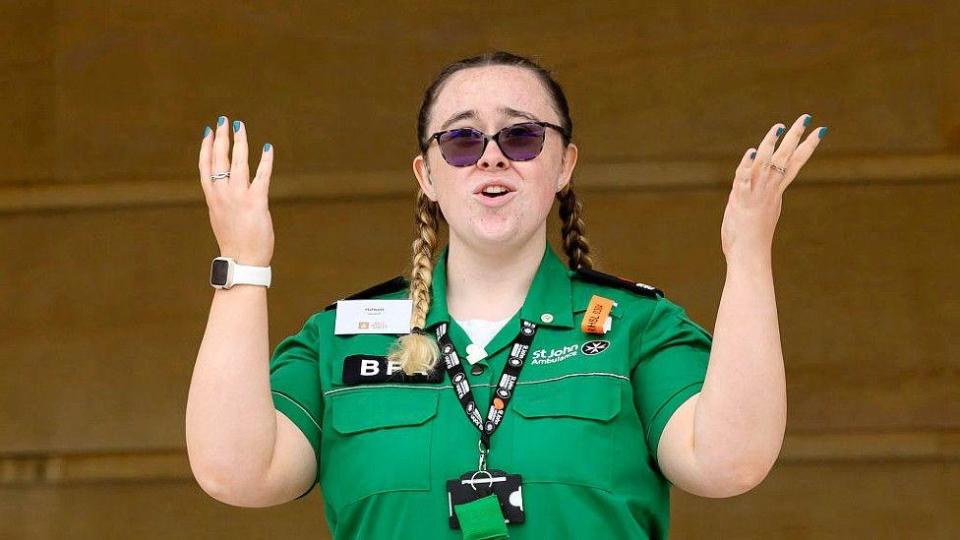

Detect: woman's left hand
720,113,826,263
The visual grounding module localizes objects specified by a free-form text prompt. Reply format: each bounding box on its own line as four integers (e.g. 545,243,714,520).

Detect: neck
445,226,546,321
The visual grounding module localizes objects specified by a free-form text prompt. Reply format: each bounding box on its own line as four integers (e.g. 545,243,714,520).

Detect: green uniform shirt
269,242,712,539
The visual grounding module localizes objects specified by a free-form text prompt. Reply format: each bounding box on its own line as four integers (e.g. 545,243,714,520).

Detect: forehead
429,65,556,132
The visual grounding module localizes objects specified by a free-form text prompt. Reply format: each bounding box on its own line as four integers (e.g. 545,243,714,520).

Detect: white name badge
334,299,413,335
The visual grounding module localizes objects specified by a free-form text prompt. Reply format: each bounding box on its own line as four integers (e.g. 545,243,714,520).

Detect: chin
470,217,523,245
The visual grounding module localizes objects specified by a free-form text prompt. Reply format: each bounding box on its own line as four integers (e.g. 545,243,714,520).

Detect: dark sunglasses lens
500,123,546,161
438,129,484,167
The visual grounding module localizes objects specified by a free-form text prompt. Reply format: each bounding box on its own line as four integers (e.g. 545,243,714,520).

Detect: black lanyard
435,320,538,456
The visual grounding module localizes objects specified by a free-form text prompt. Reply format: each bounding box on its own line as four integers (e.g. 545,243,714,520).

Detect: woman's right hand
198,115,275,267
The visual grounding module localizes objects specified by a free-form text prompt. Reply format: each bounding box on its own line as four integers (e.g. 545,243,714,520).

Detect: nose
477,136,509,170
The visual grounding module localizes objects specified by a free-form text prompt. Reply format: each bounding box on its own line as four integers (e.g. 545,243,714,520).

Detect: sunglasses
425,121,568,167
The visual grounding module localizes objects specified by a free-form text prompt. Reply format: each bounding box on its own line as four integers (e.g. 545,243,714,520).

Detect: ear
556,142,579,192
412,153,438,201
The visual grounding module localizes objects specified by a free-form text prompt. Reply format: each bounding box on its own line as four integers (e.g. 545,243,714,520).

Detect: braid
387,189,441,375
557,182,594,271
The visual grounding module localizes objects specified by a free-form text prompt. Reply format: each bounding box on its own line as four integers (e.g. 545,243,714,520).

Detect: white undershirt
452,314,513,364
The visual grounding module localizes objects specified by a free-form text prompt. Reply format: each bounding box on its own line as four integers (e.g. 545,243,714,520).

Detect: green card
453,493,509,539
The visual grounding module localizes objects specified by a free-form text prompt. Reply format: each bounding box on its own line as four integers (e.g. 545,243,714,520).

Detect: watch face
211,259,229,286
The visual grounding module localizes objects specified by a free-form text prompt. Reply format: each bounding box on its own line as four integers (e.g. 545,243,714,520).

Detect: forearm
186,285,277,494
692,252,787,487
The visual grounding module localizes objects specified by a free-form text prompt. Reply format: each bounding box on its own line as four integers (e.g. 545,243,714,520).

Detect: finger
750,123,785,186
733,148,755,186
771,113,811,167
212,115,231,182
198,125,215,199
230,119,250,191
778,126,827,195
251,142,274,196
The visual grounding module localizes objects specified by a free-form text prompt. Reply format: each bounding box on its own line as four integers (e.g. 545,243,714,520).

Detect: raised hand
198,115,275,267
721,113,827,262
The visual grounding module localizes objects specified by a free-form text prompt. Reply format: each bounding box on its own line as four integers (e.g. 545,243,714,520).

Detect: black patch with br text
342,354,444,386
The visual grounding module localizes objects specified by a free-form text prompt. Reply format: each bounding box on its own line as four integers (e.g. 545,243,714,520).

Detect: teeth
482,185,509,194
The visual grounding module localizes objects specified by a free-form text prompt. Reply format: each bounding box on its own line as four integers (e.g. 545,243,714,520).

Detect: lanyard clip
477,438,489,472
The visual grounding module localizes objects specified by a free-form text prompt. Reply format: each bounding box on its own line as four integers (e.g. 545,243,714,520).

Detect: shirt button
540,313,554,323
471,364,486,376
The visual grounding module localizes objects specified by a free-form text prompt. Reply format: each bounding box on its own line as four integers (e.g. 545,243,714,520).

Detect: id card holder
447,469,525,530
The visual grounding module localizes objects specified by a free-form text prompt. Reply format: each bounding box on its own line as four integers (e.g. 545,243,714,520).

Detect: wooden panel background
1,1,958,538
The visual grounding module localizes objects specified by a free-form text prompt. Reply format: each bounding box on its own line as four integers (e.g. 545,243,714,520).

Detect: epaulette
323,275,409,311
573,267,664,299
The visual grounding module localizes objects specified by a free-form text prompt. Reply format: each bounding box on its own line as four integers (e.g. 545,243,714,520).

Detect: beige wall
2,2,958,538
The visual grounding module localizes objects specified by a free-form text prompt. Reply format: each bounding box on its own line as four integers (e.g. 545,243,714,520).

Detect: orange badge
493,397,505,410
581,295,613,335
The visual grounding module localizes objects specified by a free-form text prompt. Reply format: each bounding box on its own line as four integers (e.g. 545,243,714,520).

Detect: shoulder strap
323,275,409,311
573,267,664,299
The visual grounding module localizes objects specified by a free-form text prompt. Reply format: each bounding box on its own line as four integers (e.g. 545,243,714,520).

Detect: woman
187,51,826,539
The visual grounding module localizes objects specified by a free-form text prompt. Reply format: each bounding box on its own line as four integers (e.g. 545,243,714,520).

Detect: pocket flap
331,388,440,434
512,375,622,422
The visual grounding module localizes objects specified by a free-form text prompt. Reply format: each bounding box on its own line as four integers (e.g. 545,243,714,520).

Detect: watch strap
232,262,271,287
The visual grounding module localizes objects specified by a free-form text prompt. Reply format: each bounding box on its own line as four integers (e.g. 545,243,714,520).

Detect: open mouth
481,188,511,198
477,184,515,199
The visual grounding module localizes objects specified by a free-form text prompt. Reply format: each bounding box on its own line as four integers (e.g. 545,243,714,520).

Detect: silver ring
210,171,231,181
762,161,787,175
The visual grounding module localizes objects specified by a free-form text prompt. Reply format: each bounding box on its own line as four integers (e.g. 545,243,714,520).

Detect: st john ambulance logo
582,340,610,356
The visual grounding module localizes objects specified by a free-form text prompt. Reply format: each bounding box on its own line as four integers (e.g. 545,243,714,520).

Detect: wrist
723,247,772,273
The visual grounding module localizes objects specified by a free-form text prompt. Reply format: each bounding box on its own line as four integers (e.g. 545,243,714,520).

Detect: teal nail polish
803,114,812,127
263,143,271,152
233,120,240,133
776,126,785,137
217,116,225,126
818,127,828,139
203,126,211,138
749,150,756,160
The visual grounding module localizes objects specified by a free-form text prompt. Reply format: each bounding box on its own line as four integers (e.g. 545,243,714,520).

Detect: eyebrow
438,106,541,131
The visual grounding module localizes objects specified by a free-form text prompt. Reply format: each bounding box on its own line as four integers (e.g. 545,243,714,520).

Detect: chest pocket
509,374,622,492
323,387,440,509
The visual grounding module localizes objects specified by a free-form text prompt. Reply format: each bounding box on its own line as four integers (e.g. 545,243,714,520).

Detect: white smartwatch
209,257,272,289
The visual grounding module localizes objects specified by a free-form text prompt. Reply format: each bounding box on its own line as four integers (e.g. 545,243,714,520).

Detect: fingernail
750,150,756,160
803,114,812,127
217,116,226,126
818,127,828,139
203,126,211,138
776,126,785,137
233,120,241,133
263,143,271,152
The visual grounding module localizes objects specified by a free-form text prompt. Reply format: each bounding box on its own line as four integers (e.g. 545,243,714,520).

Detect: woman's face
413,65,578,251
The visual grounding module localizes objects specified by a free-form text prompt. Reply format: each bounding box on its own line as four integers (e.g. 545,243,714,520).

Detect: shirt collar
424,241,575,330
